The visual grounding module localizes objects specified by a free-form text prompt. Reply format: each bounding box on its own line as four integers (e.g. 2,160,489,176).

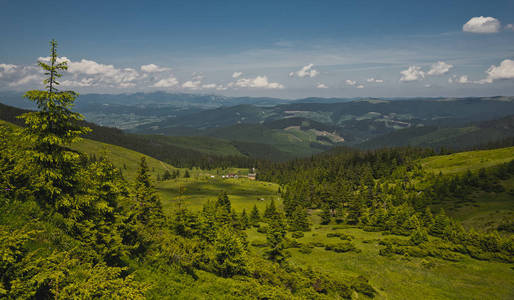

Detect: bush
324,241,359,253
298,244,313,254
292,231,304,239
250,240,268,248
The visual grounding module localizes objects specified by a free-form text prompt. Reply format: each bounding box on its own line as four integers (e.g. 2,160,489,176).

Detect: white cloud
316,83,328,89
463,16,501,33
479,59,514,83
400,66,425,82
140,64,170,72
290,64,319,78
345,79,356,86
61,78,95,87
182,80,202,89
232,72,243,78
425,84,432,88
356,85,364,89
152,77,179,88
8,74,41,87
427,61,453,76
201,83,217,89
0,64,17,77
366,77,384,83
457,75,469,84
506,24,514,31
234,75,284,89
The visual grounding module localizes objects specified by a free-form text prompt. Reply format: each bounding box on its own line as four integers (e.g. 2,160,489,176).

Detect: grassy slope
246,222,514,300
420,146,514,174
156,178,280,214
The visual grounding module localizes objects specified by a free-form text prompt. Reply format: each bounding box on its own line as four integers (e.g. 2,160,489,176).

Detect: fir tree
250,204,261,226
265,212,287,263
289,206,310,232
133,157,163,226
431,208,450,237
216,191,231,212
162,170,172,180
264,199,277,219
240,209,249,229
212,225,248,277
320,204,332,225
19,39,90,209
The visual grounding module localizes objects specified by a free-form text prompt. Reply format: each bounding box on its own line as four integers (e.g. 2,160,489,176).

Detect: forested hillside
1,41,513,299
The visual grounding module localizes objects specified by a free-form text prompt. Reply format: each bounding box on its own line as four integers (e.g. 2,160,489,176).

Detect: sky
1,0,514,98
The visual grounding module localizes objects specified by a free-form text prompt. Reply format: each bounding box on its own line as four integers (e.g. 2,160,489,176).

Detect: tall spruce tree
133,157,163,226
19,39,90,209
250,204,261,226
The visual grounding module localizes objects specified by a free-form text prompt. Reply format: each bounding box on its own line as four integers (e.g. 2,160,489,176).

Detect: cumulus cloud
356,85,364,89
152,77,179,88
232,72,243,78
8,74,41,87
345,79,357,86
400,66,425,82
290,64,319,78
427,61,453,76
140,64,170,72
506,24,514,31
463,16,501,33
316,83,328,89
366,77,384,83
233,75,284,89
0,64,17,77
182,80,202,89
479,59,514,83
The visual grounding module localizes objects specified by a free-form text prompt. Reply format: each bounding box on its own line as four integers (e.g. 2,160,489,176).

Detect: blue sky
1,0,514,98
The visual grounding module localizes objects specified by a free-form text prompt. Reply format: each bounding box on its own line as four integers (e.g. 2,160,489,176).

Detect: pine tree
289,206,310,232
19,39,90,209
250,204,261,226
240,209,249,229
133,157,163,226
162,170,172,180
216,191,231,212
265,212,287,263
320,204,332,225
431,208,450,237
212,225,248,277
264,199,277,219
184,169,191,178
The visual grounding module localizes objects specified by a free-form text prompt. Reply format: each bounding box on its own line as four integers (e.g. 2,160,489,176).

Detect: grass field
445,177,514,232
155,177,280,214
246,218,514,300
420,146,514,174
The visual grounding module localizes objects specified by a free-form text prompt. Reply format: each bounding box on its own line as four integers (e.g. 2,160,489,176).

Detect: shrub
324,241,359,253
292,231,304,239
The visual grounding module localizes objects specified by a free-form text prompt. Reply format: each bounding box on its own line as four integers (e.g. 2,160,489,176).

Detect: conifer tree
212,225,248,277
19,39,90,209
216,191,231,212
431,208,450,237
320,204,332,225
250,204,261,226
289,206,310,232
264,199,277,219
265,212,287,263
240,209,249,229
133,157,163,226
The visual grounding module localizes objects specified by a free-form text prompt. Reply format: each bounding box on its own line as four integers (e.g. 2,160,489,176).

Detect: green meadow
421,146,514,174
